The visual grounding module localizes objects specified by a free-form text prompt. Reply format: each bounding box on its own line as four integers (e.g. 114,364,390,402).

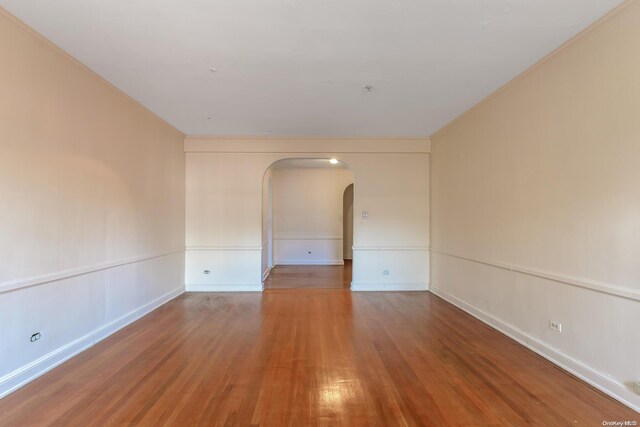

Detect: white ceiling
1,0,623,137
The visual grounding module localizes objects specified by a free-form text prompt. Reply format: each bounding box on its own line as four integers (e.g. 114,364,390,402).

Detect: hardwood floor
264,260,351,290
0,266,636,426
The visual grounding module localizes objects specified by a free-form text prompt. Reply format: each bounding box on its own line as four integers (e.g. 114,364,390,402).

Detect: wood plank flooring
264,261,351,290
0,265,636,426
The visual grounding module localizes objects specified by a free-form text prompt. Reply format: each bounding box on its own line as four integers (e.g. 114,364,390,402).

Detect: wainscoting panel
0,252,185,399
274,238,344,265
185,247,263,291
351,247,429,291
430,251,640,412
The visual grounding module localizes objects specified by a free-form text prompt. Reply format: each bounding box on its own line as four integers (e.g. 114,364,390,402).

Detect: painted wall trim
0,249,185,295
430,248,640,302
186,246,262,251
274,237,343,241
430,286,640,413
184,137,431,153
0,286,184,400
352,246,429,252
187,283,264,292
351,282,429,291
274,260,345,266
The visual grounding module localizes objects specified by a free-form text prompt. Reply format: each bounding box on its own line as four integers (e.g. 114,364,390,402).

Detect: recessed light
209,68,217,73
329,158,338,164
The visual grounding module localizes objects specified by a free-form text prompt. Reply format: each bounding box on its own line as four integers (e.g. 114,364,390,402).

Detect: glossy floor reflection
0,266,636,426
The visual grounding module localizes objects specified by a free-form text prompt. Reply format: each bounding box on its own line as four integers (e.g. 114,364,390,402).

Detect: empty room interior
1,0,639,425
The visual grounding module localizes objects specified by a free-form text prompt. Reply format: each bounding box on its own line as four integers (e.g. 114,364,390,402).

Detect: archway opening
342,182,354,277
261,158,354,290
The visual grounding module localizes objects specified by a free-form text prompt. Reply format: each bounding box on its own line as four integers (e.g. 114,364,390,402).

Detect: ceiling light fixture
329,158,339,164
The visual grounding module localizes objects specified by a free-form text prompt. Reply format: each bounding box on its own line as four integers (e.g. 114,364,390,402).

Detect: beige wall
185,138,430,291
272,168,354,265
0,9,185,397
430,1,640,411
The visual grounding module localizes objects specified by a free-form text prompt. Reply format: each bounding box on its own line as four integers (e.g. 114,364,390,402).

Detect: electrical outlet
549,320,562,333
362,211,368,219
30,332,41,342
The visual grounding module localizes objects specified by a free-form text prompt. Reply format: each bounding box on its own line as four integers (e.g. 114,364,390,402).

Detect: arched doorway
342,183,354,289
261,158,354,289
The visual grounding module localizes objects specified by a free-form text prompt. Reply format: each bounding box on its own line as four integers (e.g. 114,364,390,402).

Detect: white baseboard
275,260,344,266
0,286,184,400
351,282,429,291
186,283,264,292
262,267,273,281
430,286,640,413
